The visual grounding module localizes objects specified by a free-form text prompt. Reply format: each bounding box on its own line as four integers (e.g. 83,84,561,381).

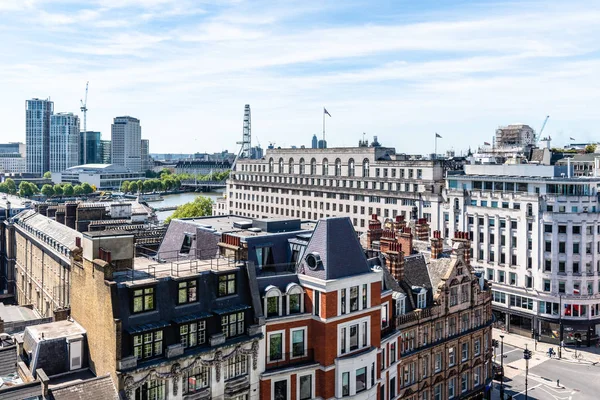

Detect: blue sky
1,0,600,155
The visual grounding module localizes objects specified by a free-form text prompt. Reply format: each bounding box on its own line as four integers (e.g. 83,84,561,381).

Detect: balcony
265,349,315,371
395,306,440,328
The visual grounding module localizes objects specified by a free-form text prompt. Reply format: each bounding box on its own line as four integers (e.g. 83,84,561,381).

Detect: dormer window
417,290,427,309
394,292,406,316
132,287,155,313
286,283,304,314
264,286,282,318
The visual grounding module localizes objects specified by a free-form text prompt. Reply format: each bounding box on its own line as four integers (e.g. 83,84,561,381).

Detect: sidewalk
492,328,600,364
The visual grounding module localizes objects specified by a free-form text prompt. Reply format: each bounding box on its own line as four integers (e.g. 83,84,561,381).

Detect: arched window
299,158,305,174
322,158,329,175
335,158,342,176
278,158,284,173
286,283,304,314
288,158,294,174
393,292,406,316
268,158,274,173
310,158,317,175
348,158,355,177
363,159,370,177
264,286,282,318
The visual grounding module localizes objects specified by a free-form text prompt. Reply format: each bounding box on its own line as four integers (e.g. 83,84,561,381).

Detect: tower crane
80,82,89,164
535,115,550,144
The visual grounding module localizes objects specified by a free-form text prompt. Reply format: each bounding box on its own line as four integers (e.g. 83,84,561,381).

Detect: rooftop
25,320,86,342
0,303,40,323
63,164,135,174
49,374,119,400
14,210,82,256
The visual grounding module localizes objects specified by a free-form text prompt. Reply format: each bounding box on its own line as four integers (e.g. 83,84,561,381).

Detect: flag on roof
435,133,442,138
570,137,576,141
484,141,491,146
324,108,331,117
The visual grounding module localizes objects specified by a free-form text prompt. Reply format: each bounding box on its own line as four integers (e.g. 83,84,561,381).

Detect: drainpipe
567,157,571,178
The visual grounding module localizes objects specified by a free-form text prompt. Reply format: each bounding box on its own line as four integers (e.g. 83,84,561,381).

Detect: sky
1,0,600,155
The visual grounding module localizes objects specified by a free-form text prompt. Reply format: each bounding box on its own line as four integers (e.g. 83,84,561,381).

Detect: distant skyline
1,0,600,154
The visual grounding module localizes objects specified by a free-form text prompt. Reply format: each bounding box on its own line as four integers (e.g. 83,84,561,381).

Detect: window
461,342,469,361
291,329,306,357
498,270,505,283
417,291,427,308
544,224,552,233
381,303,389,328
474,339,481,355
224,354,248,380
448,377,456,399
461,372,469,393
218,273,236,297
267,295,279,317
350,286,359,311
135,379,165,400
543,279,551,292
509,272,517,285
342,372,350,396
183,366,210,394
449,347,456,366
559,281,566,294
525,276,533,288
314,290,320,316
362,284,368,309
269,332,284,361
299,375,312,400
434,352,442,372
396,295,406,315
180,320,206,348
341,289,347,314
356,367,367,393
434,384,441,400
474,366,481,386
390,377,396,398
274,380,288,400
178,280,197,304
133,287,155,313
350,325,359,351
390,342,396,363
133,330,163,360
289,292,301,314
221,312,244,338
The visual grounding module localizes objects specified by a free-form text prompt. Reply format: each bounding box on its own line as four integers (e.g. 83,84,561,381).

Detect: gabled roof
299,217,371,280
50,374,119,400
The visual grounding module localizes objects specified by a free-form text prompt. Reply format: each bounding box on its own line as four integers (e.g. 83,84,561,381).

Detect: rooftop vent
305,252,322,270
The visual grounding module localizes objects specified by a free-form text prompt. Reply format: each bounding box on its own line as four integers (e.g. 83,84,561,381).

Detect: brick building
367,214,494,400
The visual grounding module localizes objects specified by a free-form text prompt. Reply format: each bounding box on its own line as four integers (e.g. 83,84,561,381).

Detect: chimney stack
430,230,443,259
386,242,405,282
451,231,472,265
366,214,382,249
415,218,430,241
393,215,406,233
397,227,413,255
379,229,397,253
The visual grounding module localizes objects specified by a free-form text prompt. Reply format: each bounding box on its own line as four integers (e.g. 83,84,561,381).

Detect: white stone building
444,163,600,346
111,116,142,172
221,147,446,233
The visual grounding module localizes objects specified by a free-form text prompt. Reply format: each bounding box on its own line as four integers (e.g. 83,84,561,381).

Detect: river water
154,190,225,221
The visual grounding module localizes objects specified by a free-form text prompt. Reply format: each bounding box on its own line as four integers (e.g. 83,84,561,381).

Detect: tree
585,144,597,154
143,180,154,193
54,184,63,196
136,180,144,193
19,181,35,197
129,181,138,193
43,171,52,179
121,181,130,193
165,196,213,223
5,179,16,195
63,183,74,196
81,182,94,195
73,185,84,196
41,184,54,197
0,183,8,193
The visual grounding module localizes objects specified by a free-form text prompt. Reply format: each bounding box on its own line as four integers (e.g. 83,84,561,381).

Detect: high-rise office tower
100,140,111,164
141,139,150,172
111,116,141,172
26,98,54,174
49,113,80,172
79,131,102,165
312,134,318,149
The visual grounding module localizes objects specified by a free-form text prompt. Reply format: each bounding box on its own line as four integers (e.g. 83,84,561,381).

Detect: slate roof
0,344,17,376
49,374,119,400
299,218,372,280
14,210,82,252
427,257,455,290
403,254,432,289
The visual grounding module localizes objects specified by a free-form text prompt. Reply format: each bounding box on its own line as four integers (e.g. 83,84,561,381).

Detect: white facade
53,164,145,190
227,147,446,233
111,116,142,172
26,98,53,175
445,163,600,343
0,154,26,173
50,112,80,173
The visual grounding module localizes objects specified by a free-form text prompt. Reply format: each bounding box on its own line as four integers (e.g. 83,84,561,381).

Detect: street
492,343,600,400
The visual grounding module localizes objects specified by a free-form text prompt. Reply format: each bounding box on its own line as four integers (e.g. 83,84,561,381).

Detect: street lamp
500,334,505,398
559,294,563,359
523,344,532,400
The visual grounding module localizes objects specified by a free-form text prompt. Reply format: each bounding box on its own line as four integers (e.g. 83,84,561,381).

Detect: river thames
154,190,224,221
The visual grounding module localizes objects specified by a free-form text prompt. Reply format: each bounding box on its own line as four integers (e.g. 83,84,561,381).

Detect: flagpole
434,133,437,159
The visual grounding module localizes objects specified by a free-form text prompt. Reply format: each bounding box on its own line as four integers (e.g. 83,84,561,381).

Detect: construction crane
80,82,89,164
535,115,550,144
